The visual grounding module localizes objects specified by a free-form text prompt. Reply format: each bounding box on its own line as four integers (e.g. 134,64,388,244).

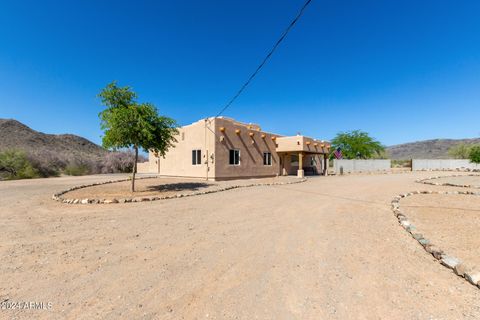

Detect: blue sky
0,0,479,146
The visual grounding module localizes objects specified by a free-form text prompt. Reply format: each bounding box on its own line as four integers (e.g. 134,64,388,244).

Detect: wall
333,159,391,173
154,119,216,179
214,118,281,179
136,161,155,174
412,159,480,171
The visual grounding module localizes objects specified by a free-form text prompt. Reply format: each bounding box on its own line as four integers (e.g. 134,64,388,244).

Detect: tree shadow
146,182,211,192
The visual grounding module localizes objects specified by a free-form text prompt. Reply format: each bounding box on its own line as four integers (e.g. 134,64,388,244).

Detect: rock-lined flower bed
52,177,307,205
416,174,480,189
391,190,480,289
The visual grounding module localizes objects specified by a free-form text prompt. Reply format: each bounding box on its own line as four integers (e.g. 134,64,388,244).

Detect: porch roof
275,135,330,154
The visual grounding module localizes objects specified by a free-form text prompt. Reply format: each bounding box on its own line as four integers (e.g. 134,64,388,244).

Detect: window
229,149,240,165
310,156,317,166
263,152,272,166
192,149,201,165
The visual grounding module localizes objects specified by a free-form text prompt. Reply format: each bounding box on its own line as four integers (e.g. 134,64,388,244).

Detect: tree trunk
132,146,138,192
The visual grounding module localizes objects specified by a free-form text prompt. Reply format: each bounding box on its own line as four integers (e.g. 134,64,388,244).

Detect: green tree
331,130,385,159
98,82,178,191
469,145,480,164
448,143,472,159
0,149,39,180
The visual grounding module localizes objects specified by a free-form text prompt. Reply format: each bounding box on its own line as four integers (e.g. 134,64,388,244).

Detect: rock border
52,177,307,205
391,190,480,289
416,174,480,189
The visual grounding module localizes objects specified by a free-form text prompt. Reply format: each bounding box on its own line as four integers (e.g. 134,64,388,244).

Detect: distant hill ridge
0,118,107,159
387,138,480,160
1,118,478,161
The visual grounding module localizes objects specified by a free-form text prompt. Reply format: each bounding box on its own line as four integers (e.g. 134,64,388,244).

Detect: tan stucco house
137,117,330,180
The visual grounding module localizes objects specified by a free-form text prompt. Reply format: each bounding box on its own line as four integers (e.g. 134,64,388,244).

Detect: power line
215,0,313,118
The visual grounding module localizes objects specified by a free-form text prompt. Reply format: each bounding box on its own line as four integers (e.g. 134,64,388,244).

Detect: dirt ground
426,175,480,187
1,172,480,319
63,176,299,200
402,193,480,268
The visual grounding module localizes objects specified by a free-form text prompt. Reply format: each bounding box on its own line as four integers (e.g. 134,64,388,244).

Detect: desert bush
392,159,412,168
0,149,40,180
448,143,473,159
101,150,147,174
27,151,66,177
64,158,93,176
469,145,480,164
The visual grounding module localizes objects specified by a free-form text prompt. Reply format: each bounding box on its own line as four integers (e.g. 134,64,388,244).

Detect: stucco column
282,154,287,176
297,152,304,178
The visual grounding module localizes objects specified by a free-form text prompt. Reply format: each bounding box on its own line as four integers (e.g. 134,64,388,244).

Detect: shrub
0,149,40,180
64,159,92,176
448,143,472,159
469,145,480,164
27,151,65,177
101,150,147,173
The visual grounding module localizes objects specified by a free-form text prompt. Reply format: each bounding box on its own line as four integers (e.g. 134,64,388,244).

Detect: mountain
0,118,107,160
387,138,480,160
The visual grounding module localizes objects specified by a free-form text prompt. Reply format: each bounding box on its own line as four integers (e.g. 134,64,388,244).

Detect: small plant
469,145,480,164
0,149,39,180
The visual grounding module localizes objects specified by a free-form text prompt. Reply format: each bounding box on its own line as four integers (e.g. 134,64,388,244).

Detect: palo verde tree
98,81,178,192
331,130,385,159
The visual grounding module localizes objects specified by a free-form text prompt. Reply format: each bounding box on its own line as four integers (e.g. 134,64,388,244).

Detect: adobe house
137,117,330,180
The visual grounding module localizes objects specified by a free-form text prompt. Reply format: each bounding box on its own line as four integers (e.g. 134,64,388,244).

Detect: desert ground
1,172,480,319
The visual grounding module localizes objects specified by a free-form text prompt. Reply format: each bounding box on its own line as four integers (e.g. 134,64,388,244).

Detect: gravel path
1,172,480,319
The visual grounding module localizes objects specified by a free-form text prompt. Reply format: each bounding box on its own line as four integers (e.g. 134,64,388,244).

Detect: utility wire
215,0,313,118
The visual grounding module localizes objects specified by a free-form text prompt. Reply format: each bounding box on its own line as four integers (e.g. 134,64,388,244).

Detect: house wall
213,118,281,180
153,119,216,179
143,117,329,180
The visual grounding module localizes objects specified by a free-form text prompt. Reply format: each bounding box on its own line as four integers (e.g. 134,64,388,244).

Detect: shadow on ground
146,182,211,192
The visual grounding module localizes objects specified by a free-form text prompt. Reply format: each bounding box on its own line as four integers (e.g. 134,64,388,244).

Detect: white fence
333,159,391,174
412,159,480,171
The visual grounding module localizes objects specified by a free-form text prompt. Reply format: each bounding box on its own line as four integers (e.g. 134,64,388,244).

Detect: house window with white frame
192,149,201,165
263,152,272,166
229,149,240,165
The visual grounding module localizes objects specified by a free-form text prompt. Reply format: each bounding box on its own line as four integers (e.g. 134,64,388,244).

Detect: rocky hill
387,138,480,160
0,118,107,160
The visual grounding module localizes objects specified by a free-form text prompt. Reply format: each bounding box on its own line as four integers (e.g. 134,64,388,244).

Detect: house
137,117,330,180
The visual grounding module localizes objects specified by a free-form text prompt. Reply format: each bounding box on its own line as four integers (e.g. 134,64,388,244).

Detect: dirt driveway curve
1,173,480,319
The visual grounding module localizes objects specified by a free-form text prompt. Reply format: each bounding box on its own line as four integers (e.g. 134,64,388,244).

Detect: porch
275,135,330,178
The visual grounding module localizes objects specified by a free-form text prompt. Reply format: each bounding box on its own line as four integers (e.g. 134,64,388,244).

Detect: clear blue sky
1,0,479,146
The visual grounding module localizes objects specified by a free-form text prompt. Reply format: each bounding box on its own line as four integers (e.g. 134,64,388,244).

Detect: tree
469,145,480,164
98,82,178,192
331,130,385,159
448,143,472,159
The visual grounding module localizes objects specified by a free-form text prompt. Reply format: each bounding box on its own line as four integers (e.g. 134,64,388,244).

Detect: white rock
440,255,460,269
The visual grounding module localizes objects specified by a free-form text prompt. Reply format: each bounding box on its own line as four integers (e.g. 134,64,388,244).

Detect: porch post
323,154,328,176
282,154,287,176
297,152,304,178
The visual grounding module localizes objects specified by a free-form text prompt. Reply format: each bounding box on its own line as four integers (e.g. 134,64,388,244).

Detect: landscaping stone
418,238,430,246
465,272,480,285
440,255,461,269
454,263,468,277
